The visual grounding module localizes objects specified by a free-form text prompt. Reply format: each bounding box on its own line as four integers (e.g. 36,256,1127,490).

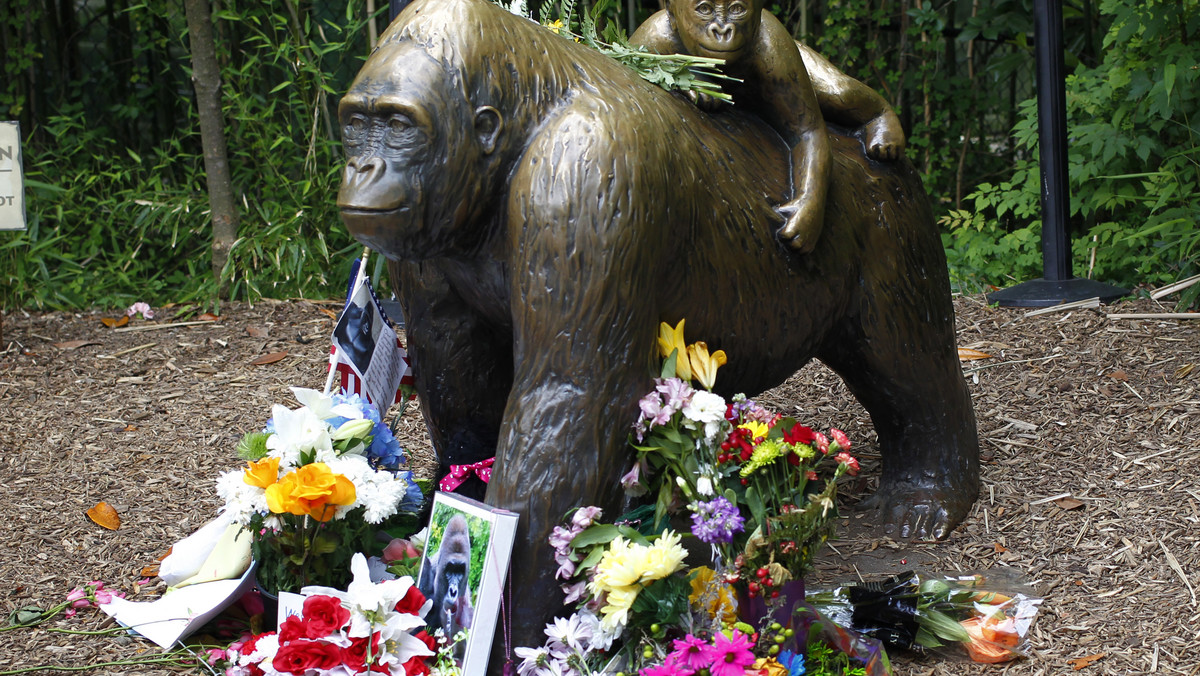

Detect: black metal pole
1034,0,1070,282
986,0,1126,307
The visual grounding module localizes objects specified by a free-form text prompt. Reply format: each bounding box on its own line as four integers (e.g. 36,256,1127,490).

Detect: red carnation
394,585,427,616
302,595,350,638
830,428,852,452
273,639,342,674
783,423,816,445
813,432,830,455
834,451,860,476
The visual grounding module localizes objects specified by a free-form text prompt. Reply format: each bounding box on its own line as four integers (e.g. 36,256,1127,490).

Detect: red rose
394,585,427,616
302,595,350,638
341,634,379,673
278,615,307,644
401,655,432,676
273,639,342,674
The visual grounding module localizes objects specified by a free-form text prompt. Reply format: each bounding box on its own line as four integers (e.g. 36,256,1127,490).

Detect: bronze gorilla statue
337,0,978,660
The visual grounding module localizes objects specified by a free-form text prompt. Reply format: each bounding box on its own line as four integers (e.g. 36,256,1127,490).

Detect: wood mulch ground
1,294,1197,675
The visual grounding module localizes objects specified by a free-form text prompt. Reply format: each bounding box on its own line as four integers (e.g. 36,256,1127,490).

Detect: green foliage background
1,0,1197,310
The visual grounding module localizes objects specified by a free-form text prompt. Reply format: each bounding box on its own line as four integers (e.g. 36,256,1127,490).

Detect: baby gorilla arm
748,13,832,253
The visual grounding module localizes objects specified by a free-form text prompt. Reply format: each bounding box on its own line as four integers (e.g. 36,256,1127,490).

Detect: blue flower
396,469,425,511
367,421,407,469
778,650,805,676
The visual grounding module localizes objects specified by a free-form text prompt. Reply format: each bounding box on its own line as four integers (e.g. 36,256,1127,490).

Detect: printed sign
0,121,25,231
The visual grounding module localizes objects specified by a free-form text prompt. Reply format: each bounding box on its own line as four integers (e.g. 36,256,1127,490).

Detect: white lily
291,387,364,422
303,553,432,647
265,404,332,462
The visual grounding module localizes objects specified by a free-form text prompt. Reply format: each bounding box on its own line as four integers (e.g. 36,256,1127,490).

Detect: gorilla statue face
337,46,504,260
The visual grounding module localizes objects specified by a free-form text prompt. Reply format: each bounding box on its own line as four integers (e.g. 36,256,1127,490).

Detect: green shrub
943,0,1200,306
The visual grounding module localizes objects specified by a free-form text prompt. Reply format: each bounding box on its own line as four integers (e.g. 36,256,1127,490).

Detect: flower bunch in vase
628,321,860,602
519,507,888,676
221,553,459,676
217,387,424,594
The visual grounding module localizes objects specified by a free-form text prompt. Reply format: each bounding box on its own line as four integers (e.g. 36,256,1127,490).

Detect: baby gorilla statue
631,0,906,253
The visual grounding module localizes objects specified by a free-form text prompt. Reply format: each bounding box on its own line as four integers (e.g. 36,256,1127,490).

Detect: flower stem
0,655,196,674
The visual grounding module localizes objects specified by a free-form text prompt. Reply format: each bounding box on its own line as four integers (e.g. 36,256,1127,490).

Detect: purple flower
621,463,648,497
690,497,744,545
562,581,589,604
655,378,694,411
639,392,673,428
571,506,603,530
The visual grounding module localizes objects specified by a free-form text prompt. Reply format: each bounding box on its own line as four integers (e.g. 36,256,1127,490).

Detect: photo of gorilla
418,510,485,662
332,296,377,375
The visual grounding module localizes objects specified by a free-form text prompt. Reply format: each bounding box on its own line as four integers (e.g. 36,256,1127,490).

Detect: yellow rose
265,473,304,515
243,456,280,488
264,464,356,521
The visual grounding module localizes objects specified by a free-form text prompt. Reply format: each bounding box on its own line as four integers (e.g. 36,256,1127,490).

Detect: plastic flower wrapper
805,568,1042,664
213,387,424,593
218,553,440,676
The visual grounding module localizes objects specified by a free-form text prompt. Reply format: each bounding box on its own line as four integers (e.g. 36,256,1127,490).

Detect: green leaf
661,349,678,379
570,523,622,548
1163,63,1176,103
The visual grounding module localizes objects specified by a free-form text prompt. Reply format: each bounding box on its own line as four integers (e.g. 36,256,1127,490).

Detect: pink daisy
709,630,756,676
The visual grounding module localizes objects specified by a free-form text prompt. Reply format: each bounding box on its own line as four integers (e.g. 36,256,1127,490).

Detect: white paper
100,565,256,649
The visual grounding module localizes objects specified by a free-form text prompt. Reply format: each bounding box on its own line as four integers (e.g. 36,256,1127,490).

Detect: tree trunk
183,0,238,293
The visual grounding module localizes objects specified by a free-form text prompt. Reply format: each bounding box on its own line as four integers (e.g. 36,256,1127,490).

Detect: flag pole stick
323,247,373,396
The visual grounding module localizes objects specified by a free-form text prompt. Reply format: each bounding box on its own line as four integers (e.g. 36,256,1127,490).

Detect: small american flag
329,342,414,405
325,254,416,409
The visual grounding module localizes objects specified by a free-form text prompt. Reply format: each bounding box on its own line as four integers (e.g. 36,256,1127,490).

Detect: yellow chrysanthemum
641,530,687,582
590,537,644,591
740,439,784,477
598,584,640,631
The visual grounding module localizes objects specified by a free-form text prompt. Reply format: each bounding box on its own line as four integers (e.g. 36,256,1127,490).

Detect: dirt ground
1,294,1197,675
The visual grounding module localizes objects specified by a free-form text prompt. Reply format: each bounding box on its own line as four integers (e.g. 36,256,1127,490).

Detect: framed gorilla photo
416,492,518,673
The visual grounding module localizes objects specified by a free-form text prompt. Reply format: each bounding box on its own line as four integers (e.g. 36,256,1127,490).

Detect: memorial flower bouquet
216,387,424,594
628,320,860,597
221,553,452,676
519,507,890,676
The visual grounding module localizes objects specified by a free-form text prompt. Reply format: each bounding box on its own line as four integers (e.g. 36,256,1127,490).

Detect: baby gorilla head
669,0,762,61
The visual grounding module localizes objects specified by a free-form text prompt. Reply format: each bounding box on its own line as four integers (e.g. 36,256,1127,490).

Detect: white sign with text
0,121,25,231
